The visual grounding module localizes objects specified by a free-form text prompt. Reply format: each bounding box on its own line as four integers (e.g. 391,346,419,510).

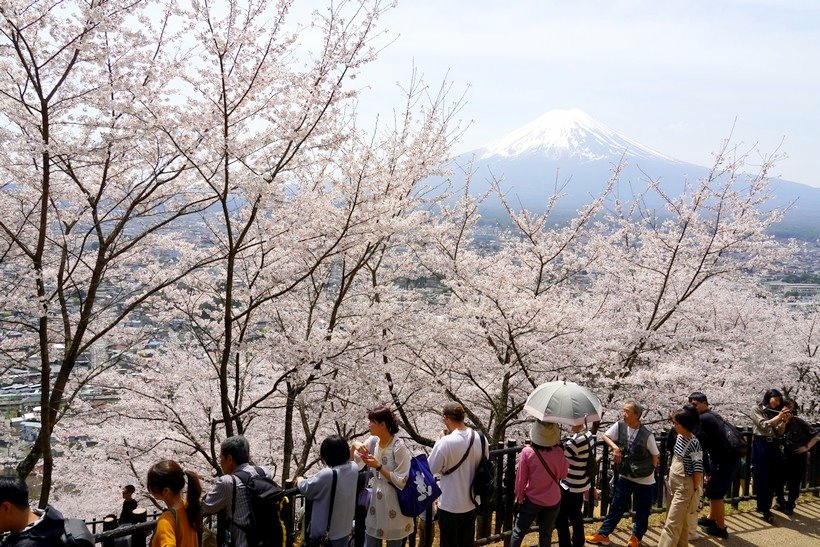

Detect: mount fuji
454,109,820,238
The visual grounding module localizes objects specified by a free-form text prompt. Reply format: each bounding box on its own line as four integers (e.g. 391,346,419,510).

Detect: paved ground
605,500,820,546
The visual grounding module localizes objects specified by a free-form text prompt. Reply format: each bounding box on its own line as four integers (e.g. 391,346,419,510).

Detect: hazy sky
349,0,820,187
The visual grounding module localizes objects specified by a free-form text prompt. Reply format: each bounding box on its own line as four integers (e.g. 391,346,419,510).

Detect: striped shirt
561,430,595,493
673,434,704,476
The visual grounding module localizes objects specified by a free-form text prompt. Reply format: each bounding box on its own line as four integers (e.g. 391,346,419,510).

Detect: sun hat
530,420,560,447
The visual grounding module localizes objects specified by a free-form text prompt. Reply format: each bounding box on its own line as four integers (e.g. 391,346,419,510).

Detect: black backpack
471,433,495,506
61,518,94,547
232,467,286,547
713,413,746,455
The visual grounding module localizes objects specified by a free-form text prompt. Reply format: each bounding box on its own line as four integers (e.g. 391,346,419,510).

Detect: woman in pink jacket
511,421,569,547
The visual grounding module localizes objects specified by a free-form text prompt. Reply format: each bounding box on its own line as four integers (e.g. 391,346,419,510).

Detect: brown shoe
585,532,611,545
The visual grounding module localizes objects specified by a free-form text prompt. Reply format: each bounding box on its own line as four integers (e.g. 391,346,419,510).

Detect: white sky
346,0,820,187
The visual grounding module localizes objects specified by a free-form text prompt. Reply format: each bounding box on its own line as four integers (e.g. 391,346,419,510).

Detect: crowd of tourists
1,390,818,547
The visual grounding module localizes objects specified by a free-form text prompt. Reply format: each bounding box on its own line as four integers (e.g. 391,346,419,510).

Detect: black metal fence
91,425,820,547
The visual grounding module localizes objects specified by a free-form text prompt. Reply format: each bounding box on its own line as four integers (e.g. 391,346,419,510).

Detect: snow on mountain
479,108,678,163
451,108,820,239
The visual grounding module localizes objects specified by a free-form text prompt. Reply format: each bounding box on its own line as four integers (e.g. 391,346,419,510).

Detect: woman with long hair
511,421,569,547
352,406,413,547
751,388,789,524
658,405,703,547
147,460,202,547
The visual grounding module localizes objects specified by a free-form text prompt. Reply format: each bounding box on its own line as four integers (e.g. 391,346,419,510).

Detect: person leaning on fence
296,435,360,547
201,436,275,547
657,405,703,547
510,421,568,547
147,460,202,547
427,401,488,547
750,388,789,524
586,400,659,547
777,398,819,516
554,422,594,547
352,406,413,547
0,476,67,547
687,391,740,539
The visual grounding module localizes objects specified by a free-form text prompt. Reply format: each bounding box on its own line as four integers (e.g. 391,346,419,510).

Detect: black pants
437,508,475,547
779,451,807,507
752,437,783,513
555,489,585,547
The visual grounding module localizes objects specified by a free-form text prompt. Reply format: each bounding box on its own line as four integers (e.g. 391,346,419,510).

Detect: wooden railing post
600,442,612,516
417,504,434,547
353,469,367,547
584,440,598,518
493,441,506,538
657,431,669,510
102,516,117,547
282,480,296,547
501,439,517,547
130,507,148,547
811,440,820,497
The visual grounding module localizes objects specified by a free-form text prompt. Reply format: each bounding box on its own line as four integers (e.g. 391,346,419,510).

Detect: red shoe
627,535,641,547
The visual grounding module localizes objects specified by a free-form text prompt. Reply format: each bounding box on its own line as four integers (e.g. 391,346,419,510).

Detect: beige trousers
658,457,698,547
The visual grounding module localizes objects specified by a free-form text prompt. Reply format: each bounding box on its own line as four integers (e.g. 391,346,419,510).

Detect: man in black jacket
0,476,66,547
119,485,137,525
688,392,741,539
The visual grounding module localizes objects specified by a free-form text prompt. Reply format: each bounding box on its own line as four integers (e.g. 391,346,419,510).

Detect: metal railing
89,424,820,547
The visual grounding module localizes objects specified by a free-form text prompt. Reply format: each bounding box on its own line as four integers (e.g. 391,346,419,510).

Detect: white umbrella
523,380,603,426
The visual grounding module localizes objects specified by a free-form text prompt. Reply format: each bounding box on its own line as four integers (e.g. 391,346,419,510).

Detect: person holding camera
586,400,659,547
750,388,789,524
777,399,819,515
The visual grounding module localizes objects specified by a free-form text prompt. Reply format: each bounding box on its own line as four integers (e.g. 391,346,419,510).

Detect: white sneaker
689,532,701,541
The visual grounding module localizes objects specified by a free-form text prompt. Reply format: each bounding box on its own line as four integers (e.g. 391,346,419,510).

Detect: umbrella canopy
524,380,603,426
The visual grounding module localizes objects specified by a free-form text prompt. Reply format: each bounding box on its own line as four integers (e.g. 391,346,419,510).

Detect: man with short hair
201,436,275,547
0,476,65,547
119,485,137,524
688,391,741,538
428,402,489,547
586,400,659,547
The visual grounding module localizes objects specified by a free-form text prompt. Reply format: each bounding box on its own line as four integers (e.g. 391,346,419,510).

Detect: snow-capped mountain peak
480,108,676,163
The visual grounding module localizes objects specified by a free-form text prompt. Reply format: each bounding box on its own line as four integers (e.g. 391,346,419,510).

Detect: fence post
354,469,367,547
600,442,611,516
584,440,597,518
741,429,752,505
493,441,506,537
502,439,517,547
102,516,117,547
657,431,668,510
302,497,313,547
811,442,820,498
283,480,296,547
130,508,148,547
418,504,434,547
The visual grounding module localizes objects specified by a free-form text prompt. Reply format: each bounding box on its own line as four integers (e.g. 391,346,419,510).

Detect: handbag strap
442,429,475,476
532,446,558,483
166,507,181,542
324,469,338,536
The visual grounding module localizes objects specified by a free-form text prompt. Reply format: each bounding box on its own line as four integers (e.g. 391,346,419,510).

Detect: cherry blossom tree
581,142,792,419
58,0,464,493
0,0,213,504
